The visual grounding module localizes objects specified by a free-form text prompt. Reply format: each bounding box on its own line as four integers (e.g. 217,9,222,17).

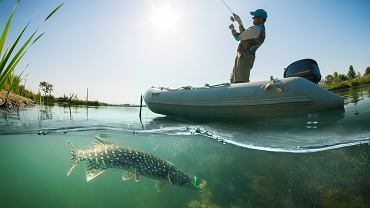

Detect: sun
149,3,180,35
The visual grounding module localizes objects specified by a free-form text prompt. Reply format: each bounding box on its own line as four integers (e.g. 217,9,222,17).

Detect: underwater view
1,0,370,207
0,86,369,208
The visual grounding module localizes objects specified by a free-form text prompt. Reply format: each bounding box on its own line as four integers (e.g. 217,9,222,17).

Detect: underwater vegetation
188,180,221,208
185,143,370,208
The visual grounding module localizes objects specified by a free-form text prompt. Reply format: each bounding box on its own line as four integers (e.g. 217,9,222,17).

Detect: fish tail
67,140,79,176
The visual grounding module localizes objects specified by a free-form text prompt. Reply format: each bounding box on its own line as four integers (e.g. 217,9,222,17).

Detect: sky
1,0,370,104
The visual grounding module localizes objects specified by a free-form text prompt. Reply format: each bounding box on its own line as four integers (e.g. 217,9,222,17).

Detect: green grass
55,96,107,106
35,95,107,106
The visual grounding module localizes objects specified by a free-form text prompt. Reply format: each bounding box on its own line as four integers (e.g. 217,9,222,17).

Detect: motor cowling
284,59,321,84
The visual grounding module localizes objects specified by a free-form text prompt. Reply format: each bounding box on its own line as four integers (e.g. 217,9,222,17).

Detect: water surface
0,86,369,207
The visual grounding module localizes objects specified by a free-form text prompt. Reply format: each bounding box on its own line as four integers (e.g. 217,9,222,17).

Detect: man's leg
230,56,239,84
239,53,255,82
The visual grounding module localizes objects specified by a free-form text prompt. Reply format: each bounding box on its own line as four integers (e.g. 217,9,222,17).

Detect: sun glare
149,3,180,35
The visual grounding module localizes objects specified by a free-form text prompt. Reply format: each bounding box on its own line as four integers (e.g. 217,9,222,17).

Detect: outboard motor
284,59,321,84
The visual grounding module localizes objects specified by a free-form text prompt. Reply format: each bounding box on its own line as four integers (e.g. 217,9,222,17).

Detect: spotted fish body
67,135,197,190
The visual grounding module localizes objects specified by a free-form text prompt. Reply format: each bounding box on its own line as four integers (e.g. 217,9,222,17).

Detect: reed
4,72,23,102
0,0,63,91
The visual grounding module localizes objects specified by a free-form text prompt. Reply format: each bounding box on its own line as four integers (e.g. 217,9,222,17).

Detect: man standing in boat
229,9,267,83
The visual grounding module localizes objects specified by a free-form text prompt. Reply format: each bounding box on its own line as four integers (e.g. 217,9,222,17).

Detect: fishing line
218,0,235,22
219,0,234,15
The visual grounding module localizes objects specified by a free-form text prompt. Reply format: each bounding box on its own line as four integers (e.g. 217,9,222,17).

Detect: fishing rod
219,0,236,22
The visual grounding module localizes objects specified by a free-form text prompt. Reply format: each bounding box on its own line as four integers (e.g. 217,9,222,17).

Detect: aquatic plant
4,72,23,102
0,0,63,91
187,180,221,208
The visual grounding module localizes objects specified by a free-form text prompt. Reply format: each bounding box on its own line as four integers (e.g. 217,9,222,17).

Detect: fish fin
135,170,140,182
122,171,135,181
67,141,79,176
155,180,167,192
86,161,106,182
167,174,172,184
90,134,114,147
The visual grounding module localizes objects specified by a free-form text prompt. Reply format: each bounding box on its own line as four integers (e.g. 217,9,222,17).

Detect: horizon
1,0,370,104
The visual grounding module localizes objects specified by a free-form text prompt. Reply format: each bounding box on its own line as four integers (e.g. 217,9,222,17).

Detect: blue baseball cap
250,9,268,19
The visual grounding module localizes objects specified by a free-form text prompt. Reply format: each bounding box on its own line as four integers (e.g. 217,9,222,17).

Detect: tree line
37,81,105,106
320,66,370,91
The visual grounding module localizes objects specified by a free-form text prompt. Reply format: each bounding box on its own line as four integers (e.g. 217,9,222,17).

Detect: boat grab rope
155,83,230,91
204,83,230,88
157,86,194,91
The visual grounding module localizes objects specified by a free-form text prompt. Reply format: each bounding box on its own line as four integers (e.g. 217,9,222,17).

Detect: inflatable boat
144,59,344,118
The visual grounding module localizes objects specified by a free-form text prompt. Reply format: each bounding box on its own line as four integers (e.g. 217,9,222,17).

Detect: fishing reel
230,15,235,22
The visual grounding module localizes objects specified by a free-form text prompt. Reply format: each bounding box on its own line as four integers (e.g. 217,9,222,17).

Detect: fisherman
229,9,267,83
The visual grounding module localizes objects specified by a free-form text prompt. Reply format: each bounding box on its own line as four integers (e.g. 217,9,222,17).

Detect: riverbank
0,90,35,111
320,75,370,91
52,96,107,107
0,90,108,110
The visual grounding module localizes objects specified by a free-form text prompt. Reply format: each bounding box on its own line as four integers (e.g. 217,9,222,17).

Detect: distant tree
347,65,356,79
333,72,340,82
39,81,53,96
365,67,370,76
333,72,341,82
333,72,347,82
39,81,54,104
339,74,348,81
68,93,75,107
324,74,334,84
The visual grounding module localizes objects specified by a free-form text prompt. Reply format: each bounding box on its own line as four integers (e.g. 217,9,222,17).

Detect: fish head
169,171,199,189
180,175,201,190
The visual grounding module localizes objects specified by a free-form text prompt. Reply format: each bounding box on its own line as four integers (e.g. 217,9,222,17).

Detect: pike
66,135,199,191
